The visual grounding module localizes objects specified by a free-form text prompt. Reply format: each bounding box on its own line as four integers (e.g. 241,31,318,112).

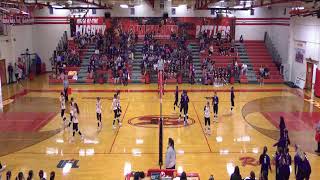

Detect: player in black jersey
173,86,179,111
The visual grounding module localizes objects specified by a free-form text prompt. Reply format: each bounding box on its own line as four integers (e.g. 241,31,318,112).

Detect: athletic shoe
81,135,84,140
112,125,116,129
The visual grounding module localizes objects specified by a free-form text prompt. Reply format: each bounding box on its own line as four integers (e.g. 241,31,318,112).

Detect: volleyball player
96,97,102,131
212,92,219,122
60,92,67,124
67,97,75,129
204,101,211,135
230,86,235,113
178,91,185,122
71,102,84,141
173,86,179,111
112,94,121,129
182,91,189,126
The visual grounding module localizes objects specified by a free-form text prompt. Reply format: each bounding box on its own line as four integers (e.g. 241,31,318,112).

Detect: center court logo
128,115,195,128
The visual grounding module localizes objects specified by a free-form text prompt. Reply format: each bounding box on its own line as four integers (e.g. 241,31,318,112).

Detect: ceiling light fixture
120,4,129,8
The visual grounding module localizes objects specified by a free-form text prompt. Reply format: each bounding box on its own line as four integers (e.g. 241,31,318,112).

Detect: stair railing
264,32,282,69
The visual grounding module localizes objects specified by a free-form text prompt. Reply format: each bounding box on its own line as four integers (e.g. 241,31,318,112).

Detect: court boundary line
192,102,212,153
107,102,130,154
26,88,291,93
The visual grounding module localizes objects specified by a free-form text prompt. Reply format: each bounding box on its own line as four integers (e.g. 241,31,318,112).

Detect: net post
158,70,163,169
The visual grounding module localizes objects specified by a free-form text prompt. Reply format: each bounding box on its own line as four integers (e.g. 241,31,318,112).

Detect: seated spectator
244,171,255,180
50,171,55,180
264,67,270,78
230,166,242,180
133,171,145,180
241,63,248,75
39,170,46,180
27,170,34,180
209,175,214,180
208,45,214,56
16,172,24,180
180,171,187,180
6,171,12,180
239,35,244,43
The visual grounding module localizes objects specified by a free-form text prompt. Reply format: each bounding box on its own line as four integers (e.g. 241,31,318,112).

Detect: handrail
264,32,282,66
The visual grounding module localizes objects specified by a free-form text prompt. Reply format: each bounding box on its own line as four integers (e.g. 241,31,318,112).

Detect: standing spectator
165,138,176,169
14,63,20,83
8,63,13,84
315,120,320,153
259,146,271,180
230,166,242,180
180,172,187,180
16,172,24,180
239,35,244,43
294,145,311,180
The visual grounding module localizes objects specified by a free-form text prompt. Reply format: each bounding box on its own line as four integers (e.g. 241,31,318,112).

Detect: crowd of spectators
83,28,136,85
141,31,195,84
0,166,55,180
198,30,240,85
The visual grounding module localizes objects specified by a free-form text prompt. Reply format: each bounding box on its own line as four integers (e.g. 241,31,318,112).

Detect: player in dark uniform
178,91,185,122
182,90,190,126
212,92,219,122
259,146,272,180
230,86,235,113
173,86,179,111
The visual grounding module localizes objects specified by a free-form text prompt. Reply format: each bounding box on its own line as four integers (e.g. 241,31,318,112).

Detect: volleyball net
158,70,164,168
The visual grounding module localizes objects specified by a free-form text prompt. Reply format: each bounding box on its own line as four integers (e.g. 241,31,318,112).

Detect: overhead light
51,5,63,9
120,4,129,8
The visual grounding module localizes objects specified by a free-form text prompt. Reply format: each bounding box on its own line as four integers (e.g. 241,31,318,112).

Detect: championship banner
295,41,306,64
75,17,235,38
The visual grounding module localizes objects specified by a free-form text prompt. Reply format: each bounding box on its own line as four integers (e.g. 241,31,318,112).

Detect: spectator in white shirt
165,138,176,169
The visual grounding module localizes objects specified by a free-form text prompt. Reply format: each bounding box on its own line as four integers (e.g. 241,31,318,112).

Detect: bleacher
244,40,283,83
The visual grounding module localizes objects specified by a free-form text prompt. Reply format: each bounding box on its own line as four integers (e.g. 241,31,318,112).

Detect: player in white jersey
71,102,84,141
204,101,211,135
67,97,75,129
60,92,67,124
112,94,122,129
96,97,102,131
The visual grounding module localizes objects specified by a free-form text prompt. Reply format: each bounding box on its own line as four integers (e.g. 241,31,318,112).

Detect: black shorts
205,117,210,126
213,105,218,114
96,113,101,121
73,123,79,131
61,109,65,117
113,110,118,119
174,98,178,106
184,105,189,115
180,105,184,113
117,108,122,117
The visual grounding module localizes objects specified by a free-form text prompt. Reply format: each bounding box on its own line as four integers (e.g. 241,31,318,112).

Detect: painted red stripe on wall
236,18,290,20
33,22,70,24
235,23,289,26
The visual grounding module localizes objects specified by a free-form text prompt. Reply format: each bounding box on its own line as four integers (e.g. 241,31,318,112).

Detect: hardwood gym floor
0,74,319,180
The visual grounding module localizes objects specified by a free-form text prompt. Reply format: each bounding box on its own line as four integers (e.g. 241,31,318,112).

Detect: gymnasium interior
0,0,320,179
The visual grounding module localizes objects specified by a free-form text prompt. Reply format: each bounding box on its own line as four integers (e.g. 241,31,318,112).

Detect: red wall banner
75,17,235,38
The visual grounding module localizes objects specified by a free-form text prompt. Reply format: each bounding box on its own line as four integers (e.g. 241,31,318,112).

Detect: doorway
305,61,314,90
0,59,6,85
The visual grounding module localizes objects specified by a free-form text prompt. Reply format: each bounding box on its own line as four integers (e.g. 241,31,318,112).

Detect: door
305,62,314,90
0,59,6,85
